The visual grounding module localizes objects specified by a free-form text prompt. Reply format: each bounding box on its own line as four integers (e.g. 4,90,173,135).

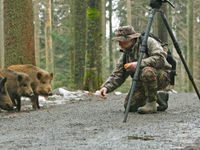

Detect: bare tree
84,0,103,91
73,0,87,89
157,4,168,43
187,0,194,92
4,0,35,67
0,0,5,68
44,0,54,73
108,0,113,72
127,0,132,25
33,0,41,66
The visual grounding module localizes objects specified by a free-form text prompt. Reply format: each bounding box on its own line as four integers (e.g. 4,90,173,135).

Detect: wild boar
0,75,14,110
8,64,53,110
0,69,34,111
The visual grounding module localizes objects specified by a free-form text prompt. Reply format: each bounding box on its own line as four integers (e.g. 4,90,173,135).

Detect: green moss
86,8,100,20
84,68,99,91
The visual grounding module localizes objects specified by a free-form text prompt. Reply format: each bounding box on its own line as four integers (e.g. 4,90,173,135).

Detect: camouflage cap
113,25,141,42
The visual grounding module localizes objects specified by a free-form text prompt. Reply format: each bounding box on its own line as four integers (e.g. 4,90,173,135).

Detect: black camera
150,0,175,9
150,0,163,9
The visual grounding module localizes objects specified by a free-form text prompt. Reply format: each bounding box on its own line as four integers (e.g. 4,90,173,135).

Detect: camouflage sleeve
140,37,168,69
101,54,129,93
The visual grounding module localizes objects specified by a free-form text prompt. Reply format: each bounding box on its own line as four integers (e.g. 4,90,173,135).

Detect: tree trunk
187,0,194,92
84,0,102,91
194,0,200,87
108,0,113,73
101,0,109,81
33,0,40,67
157,4,168,43
4,0,35,67
73,0,87,90
96,1,103,90
0,0,5,68
44,0,53,73
102,0,106,45
127,0,132,25
70,0,75,89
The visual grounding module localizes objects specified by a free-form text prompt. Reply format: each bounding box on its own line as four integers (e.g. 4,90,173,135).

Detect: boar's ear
50,73,53,79
0,77,7,93
17,75,23,82
37,72,42,80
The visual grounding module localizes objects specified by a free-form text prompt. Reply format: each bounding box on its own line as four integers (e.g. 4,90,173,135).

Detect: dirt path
0,93,200,150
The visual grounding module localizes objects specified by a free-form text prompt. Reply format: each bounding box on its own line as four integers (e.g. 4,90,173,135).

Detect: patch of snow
39,96,47,102
83,91,89,94
95,90,100,96
168,89,178,94
21,97,30,101
20,88,102,108
114,91,122,95
59,88,72,96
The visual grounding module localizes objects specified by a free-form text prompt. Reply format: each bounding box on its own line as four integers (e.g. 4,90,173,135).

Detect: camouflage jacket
101,37,172,93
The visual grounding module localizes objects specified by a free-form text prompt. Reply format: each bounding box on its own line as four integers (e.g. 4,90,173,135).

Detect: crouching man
99,25,171,114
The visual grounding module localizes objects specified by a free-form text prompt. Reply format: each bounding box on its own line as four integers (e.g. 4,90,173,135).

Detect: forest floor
0,91,200,150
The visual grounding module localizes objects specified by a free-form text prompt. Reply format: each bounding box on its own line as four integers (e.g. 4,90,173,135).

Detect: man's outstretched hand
99,87,108,99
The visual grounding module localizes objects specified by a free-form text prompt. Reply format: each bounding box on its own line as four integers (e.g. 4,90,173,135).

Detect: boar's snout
30,92,34,97
24,90,34,97
48,91,53,96
47,87,53,96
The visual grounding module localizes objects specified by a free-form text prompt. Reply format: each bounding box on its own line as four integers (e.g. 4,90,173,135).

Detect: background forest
0,0,199,93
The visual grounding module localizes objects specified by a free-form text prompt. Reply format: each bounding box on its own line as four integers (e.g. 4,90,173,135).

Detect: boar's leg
30,95,40,110
11,99,17,106
36,96,40,109
9,94,17,106
16,96,21,111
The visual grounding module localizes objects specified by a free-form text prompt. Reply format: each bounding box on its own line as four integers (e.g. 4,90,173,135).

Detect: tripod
123,0,200,122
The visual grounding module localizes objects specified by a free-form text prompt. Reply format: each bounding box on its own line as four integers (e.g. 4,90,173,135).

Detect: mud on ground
0,93,200,150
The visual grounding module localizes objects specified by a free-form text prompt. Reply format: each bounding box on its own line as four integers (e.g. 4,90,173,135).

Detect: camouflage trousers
124,66,170,112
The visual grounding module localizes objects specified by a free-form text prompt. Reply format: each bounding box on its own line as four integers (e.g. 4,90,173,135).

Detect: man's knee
141,67,157,82
157,71,170,90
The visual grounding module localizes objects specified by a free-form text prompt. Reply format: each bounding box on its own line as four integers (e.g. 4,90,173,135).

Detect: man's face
119,39,134,51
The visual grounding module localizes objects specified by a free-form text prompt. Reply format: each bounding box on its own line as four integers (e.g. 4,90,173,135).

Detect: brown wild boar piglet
8,64,53,110
0,75,14,110
0,69,34,111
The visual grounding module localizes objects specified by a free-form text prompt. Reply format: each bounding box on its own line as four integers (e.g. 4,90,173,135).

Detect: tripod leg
123,9,156,122
160,10,200,100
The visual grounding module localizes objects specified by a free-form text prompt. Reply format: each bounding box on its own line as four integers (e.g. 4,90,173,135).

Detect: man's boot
138,68,158,114
137,99,157,114
157,91,169,111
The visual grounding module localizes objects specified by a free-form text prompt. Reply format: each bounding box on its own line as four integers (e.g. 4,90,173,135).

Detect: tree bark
73,0,87,90
102,0,106,44
33,0,40,67
108,0,113,73
44,0,53,73
157,4,168,43
4,0,35,67
127,0,132,25
70,0,75,89
84,0,102,91
0,0,5,68
187,0,194,92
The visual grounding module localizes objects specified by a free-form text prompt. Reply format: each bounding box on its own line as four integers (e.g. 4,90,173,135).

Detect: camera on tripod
150,0,175,9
